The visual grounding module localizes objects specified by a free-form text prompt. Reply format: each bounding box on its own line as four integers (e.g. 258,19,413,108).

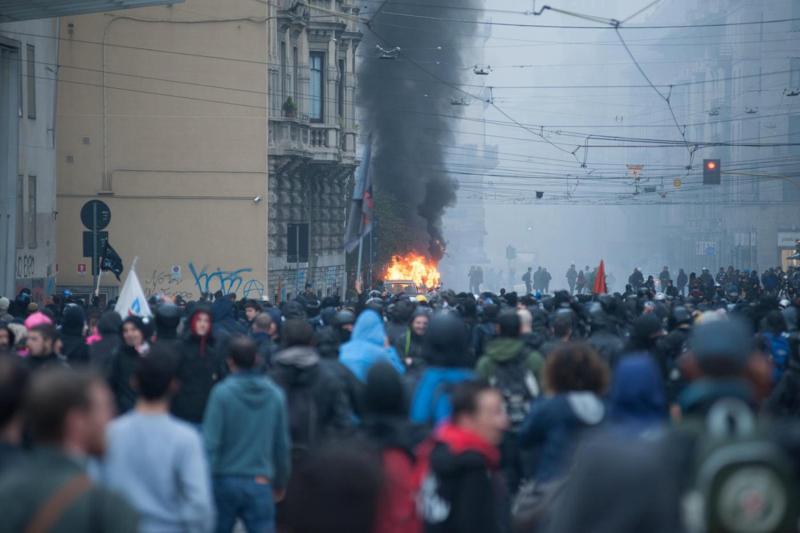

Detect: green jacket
475,337,544,382
0,448,138,533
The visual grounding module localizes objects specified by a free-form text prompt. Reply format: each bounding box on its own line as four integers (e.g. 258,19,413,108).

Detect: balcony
269,116,356,165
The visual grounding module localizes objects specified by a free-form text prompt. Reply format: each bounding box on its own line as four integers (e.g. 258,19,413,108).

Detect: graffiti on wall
144,269,193,300
188,263,265,299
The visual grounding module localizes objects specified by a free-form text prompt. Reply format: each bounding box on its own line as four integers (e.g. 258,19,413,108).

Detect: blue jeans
213,476,275,533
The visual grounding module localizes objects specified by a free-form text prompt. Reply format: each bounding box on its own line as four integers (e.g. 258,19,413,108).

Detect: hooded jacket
202,372,291,489
108,343,146,415
89,311,122,374
519,392,605,481
171,310,226,424
608,355,667,433
269,346,351,453
60,305,90,365
340,310,405,382
475,337,543,383
417,423,510,533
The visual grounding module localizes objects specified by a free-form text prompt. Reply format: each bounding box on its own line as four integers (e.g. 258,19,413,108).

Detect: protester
88,310,123,373
25,323,67,372
519,343,609,482
340,309,405,382
395,309,429,371
108,316,151,414
0,321,16,354
0,297,12,322
0,369,139,531
171,307,226,426
203,336,291,533
269,320,350,461
251,312,278,369
58,304,90,365
102,346,214,532
410,313,475,426
417,380,510,533
361,362,422,533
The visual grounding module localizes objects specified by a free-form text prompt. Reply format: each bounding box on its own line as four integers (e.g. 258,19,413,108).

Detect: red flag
593,260,607,295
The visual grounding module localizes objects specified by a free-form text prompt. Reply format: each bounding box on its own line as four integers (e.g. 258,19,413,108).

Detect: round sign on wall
80,200,111,231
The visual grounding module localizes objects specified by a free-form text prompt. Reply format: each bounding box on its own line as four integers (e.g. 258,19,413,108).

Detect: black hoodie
60,305,89,365
269,346,351,455
89,311,122,374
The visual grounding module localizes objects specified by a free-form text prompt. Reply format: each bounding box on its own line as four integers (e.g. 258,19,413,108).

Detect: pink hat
24,311,53,329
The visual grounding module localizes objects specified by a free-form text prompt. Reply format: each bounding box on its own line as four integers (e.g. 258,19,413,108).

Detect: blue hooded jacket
608,355,667,432
339,310,404,382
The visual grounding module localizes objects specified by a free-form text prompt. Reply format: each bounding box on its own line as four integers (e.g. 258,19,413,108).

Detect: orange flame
385,253,441,290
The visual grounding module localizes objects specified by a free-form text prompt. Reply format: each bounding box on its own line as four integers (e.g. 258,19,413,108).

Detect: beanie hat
0,297,9,312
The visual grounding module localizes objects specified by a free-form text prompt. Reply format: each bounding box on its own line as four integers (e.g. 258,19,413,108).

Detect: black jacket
108,344,145,414
89,313,122,374
269,346,351,455
60,334,90,366
419,424,510,533
171,334,226,424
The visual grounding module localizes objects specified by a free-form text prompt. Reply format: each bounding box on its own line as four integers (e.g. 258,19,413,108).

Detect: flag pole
94,268,104,298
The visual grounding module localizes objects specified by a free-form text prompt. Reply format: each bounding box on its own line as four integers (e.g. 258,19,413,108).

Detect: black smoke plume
359,0,483,261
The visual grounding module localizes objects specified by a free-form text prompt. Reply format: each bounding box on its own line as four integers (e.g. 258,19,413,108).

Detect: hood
431,422,500,470
350,310,386,347
609,355,666,425
566,392,605,425
227,373,276,409
485,337,525,362
97,311,123,335
211,298,235,323
274,346,320,368
424,313,470,367
61,305,85,335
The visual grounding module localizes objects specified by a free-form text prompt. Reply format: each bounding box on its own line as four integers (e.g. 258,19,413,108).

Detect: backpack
680,398,798,533
488,350,540,428
765,333,791,383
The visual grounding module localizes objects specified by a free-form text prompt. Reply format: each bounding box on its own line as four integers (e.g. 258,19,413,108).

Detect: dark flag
344,135,373,253
100,240,124,281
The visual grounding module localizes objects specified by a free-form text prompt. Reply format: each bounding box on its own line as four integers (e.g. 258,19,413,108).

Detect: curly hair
544,342,610,395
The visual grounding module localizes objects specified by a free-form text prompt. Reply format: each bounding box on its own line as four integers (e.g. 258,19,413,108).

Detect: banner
114,268,152,317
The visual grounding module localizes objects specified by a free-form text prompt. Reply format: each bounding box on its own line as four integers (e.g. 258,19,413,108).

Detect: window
338,59,345,119
280,42,287,103
287,223,309,263
309,52,324,122
293,47,299,103
16,175,24,248
26,44,35,119
791,58,800,90
27,176,36,248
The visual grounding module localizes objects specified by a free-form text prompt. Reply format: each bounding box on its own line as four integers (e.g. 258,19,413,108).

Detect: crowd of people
2,271,800,532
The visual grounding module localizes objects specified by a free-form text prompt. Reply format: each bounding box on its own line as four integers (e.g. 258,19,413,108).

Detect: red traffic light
706,161,717,170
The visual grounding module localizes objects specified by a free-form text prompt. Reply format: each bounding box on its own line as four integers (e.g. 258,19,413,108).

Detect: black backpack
680,398,799,533
488,349,540,428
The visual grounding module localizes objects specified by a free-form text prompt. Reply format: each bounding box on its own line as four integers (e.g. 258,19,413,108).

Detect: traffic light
703,159,721,185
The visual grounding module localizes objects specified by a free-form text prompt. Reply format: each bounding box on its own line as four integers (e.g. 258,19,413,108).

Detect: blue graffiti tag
188,263,264,299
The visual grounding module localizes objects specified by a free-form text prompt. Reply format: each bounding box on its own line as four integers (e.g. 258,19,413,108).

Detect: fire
385,253,441,290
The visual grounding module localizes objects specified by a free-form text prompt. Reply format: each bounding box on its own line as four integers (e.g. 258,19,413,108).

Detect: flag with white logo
114,268,152,318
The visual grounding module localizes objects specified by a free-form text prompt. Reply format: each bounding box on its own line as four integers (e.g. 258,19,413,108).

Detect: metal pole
92,202,98,290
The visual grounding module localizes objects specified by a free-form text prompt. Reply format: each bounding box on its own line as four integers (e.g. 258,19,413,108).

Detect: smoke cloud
359,0,483,261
